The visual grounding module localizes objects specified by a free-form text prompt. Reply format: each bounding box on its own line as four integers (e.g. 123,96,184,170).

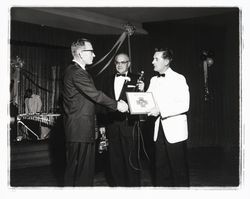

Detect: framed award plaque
126,92,156,114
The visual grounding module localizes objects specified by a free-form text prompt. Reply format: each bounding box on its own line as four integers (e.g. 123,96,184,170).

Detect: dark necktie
157,73,165,78
116,73,126,77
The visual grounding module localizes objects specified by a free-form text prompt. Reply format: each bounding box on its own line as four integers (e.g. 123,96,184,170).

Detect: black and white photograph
1,0,250,199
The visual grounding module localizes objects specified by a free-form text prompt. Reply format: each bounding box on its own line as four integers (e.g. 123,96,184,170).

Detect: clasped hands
117,100,129,113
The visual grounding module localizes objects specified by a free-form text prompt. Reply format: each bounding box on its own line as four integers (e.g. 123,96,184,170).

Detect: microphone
137,71,147,122
138,71,144,82
136,70,144,92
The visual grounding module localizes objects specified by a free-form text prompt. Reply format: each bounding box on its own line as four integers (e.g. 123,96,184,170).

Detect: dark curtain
11,44,67,113
10,21,152,113
10,9,239,149
143,10,239,148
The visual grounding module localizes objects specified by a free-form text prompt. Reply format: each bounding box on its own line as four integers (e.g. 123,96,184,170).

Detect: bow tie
116,73,126,77
157,73,165,78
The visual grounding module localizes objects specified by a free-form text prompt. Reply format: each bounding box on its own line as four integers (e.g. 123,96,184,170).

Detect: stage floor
9,146,240,187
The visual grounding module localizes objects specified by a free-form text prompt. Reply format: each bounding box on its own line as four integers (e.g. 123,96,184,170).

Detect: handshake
117,100,129,113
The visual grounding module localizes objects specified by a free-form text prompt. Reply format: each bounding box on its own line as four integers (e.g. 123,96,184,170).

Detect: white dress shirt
147,68,190,143
114,72,128,100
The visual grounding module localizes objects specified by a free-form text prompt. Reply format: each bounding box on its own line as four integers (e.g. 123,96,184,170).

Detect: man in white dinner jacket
146,48,190,187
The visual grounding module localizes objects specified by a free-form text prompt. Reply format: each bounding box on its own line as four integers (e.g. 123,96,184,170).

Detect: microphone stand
132,71,150,168
136,71,147,122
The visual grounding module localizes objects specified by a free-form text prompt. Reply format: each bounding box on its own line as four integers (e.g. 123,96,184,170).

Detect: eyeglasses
115,61,129,65
82,50,94,52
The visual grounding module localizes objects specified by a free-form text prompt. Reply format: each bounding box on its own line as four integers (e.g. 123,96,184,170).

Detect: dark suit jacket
107,72,139,100
62,62,117,142
101,72,140,130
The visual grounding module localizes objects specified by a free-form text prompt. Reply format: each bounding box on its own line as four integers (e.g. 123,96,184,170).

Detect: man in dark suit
62,38,128,186
100,53,144,186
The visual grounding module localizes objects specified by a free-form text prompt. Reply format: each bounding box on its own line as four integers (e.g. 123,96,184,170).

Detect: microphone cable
129,120,150,171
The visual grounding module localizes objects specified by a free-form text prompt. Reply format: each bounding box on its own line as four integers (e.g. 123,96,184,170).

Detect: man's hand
117,100,129,113
147,107,160,117
137,80,145,91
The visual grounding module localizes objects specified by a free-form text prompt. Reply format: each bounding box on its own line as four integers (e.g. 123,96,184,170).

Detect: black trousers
107,120,141,186
154,122,189,187
64,142,95,186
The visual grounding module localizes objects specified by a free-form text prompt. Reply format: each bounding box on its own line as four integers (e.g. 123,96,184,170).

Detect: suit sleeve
73,69,117,111
159,76,190,118
146,78,154,93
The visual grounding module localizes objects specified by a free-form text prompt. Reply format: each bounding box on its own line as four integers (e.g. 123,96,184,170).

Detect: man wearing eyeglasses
62,39,128,186
100,53,144,186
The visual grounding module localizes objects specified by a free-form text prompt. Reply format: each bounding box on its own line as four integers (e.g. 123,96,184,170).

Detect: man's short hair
155,48,173,61
114,53,130,62
71,38,90,56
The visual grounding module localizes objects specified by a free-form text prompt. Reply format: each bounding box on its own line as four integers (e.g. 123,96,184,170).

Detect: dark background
10,8,239,149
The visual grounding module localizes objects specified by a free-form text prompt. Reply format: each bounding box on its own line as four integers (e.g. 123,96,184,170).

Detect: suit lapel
119,72,133,100
119,80,127,100
111,75,116,99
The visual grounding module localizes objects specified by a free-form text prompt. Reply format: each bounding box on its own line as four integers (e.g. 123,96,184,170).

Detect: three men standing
62,39,190,187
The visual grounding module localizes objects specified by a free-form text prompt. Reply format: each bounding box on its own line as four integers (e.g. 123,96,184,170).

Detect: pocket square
127,85,136,88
